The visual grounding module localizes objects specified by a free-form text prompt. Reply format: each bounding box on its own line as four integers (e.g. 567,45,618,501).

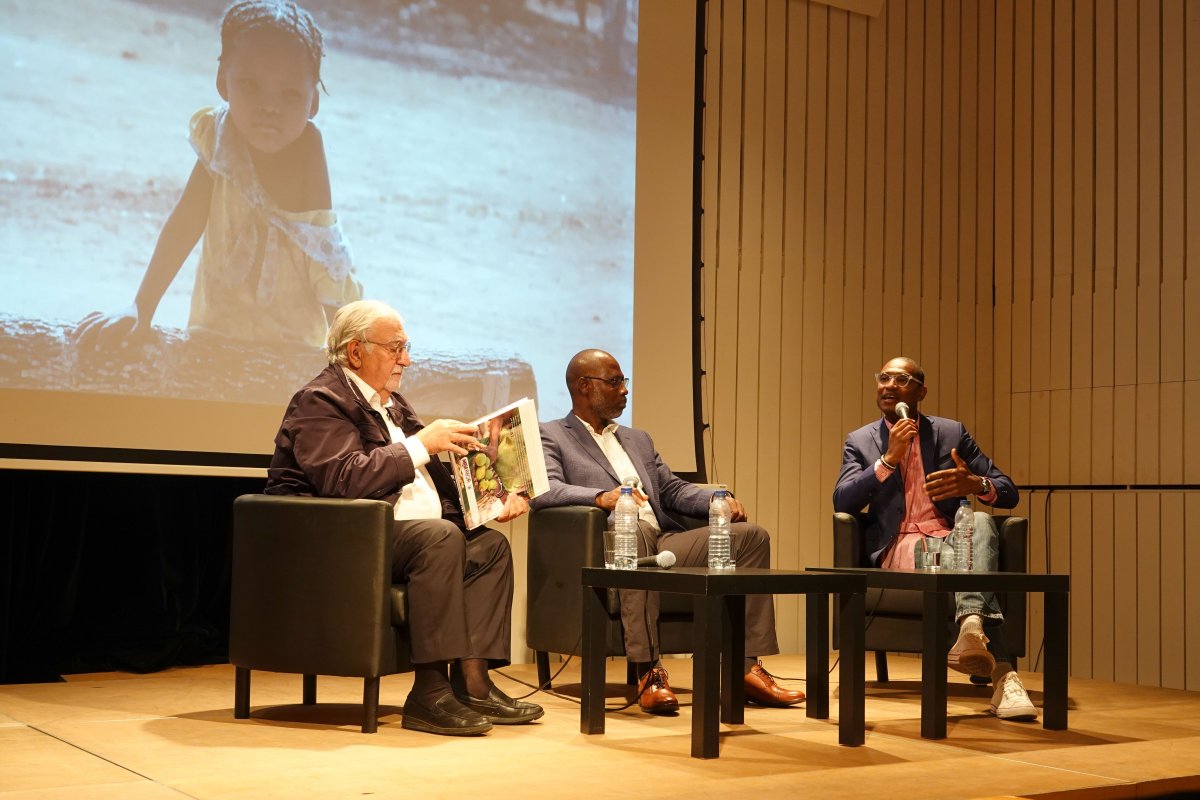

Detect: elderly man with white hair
265,300,543,736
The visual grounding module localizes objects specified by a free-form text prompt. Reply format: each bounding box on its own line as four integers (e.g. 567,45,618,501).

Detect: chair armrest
526,506,609,655
528,505,609,568
833,511,867,567
997,516,1028,572
230,494,396,676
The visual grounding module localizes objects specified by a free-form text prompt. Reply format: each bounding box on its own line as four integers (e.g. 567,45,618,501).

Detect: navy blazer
530,413,714,532
832,414,1018,566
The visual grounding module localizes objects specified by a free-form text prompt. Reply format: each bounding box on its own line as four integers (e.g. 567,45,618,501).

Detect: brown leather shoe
636,666,680,714
743,663,805,707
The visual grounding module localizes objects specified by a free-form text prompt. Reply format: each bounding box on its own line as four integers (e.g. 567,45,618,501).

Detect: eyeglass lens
876,372,912,387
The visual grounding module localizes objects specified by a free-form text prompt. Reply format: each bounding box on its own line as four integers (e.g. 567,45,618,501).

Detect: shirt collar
575,414,618,436
343,366,393,412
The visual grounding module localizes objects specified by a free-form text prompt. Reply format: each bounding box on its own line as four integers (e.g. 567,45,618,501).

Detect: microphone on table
895,401,912,420
636,551,676,569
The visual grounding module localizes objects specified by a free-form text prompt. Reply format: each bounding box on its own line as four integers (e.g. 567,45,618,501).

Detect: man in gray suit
530,349,804,714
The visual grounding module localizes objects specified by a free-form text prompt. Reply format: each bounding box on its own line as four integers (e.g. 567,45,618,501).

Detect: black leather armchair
230,495,412,733
526,506,700,688
833,511,1028,683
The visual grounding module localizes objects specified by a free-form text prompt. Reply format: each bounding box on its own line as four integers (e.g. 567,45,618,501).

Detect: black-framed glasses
364,339,412,358
582,375,630,389
874,371,921,388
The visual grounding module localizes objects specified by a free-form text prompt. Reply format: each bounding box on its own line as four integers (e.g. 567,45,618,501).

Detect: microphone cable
774,585,888,680
493,632,581,702
1030,488,1052,673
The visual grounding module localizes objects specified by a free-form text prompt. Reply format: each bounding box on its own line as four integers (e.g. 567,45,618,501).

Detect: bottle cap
620,486,633,494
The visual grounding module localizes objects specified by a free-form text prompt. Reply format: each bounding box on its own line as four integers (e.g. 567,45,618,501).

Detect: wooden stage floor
2,654,1199,800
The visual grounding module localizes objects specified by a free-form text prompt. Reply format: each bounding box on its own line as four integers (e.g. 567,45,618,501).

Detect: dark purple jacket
265,364,463,525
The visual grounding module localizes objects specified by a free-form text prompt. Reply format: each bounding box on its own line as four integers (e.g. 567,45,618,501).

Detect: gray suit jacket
530,413,714,532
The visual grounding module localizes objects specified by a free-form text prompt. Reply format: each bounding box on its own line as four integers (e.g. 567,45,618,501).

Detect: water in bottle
950,499,974,571
708,489,733,570
613,486,639,570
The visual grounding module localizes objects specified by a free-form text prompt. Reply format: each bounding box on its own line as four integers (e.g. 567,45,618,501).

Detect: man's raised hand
495,492,529,523
924,448,983,502
416,419,479,456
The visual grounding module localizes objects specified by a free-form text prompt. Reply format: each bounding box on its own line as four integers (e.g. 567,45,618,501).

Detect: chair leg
362,677,380,734
626,660,638,686
874,651,889,683
234,667,250,719
303,674,317,705
536,651,552,690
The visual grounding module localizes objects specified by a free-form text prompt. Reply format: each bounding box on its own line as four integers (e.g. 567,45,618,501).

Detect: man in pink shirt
833,357,1037,721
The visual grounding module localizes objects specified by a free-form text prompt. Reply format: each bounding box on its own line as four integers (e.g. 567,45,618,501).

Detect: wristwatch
977,476,993,496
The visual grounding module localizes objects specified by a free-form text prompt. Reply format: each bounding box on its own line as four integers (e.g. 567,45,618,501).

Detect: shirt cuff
874,459,895,481
978,486,999,504
401,434,431,468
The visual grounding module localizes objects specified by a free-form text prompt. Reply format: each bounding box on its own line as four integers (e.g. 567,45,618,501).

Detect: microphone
895,402,911,420
636,551,676,569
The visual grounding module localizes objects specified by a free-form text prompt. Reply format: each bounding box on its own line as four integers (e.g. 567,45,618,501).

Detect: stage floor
2,654,1199,800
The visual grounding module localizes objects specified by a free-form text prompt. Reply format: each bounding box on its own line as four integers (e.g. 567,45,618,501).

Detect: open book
448,397,549,529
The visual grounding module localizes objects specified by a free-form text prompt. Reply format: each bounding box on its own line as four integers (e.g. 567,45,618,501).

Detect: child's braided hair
218,0,326,90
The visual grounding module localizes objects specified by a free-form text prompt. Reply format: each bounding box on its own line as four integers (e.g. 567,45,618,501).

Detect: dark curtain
0,468,265,683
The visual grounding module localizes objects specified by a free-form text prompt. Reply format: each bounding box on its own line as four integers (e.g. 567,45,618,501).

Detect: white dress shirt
577,415,660,531
344,368,443,520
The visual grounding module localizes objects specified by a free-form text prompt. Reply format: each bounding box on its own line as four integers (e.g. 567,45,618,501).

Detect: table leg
839,590,865,746
1043,590,1069,730
722,594,745,724
692,594,723,759
806,593,830,720
580,584,607,735
921,591,950,739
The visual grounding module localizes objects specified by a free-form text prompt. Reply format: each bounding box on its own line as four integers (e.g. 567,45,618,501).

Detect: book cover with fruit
449,397,549,529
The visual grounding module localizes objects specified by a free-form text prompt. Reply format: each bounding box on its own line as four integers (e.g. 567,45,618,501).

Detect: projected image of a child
72,0,361,350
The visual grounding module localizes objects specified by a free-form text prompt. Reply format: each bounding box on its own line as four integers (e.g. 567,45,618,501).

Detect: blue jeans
956,511,1010,665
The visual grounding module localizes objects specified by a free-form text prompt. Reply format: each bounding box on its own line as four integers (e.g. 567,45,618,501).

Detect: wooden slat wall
699,0,1200,689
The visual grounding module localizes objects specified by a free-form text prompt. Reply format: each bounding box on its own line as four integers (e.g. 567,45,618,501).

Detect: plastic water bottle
613,486,639,570
708,490,733,570
950,499,974,571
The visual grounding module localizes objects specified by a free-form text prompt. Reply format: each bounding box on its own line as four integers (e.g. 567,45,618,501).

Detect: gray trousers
617,520,780,662
391,519,513,667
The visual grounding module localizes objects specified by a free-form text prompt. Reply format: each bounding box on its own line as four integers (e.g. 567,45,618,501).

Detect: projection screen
0,0,698,475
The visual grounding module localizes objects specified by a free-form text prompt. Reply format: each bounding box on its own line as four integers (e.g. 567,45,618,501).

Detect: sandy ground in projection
0,0,636,416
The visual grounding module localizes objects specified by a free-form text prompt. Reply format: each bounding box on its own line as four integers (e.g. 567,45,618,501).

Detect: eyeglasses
582,375,630,389
874,371,922,388
364,339,412,358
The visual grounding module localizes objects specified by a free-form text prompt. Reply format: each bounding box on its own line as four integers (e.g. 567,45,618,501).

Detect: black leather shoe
401,693,492,736
454,685,544,725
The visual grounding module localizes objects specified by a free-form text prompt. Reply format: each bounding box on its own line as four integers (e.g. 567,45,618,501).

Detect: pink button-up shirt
875,414,996,568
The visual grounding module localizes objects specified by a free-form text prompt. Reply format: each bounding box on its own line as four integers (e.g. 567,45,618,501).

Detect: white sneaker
989,672,1038,721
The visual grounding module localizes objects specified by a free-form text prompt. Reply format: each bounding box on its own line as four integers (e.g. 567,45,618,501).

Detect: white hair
325,300,404,366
